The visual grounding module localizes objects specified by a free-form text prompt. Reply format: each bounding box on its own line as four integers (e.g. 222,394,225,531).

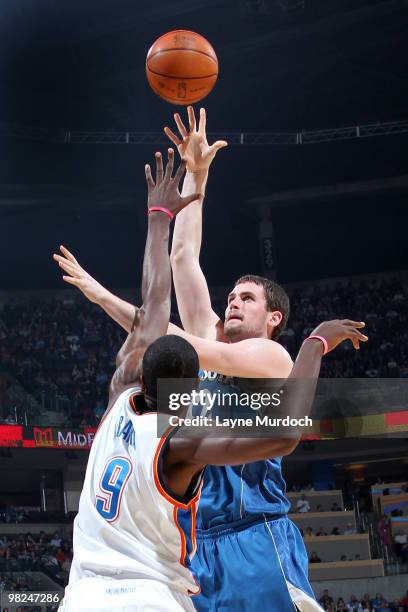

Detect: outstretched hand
310,319,368,353
145,148,202,216
164,106,227,173
53,246,105,304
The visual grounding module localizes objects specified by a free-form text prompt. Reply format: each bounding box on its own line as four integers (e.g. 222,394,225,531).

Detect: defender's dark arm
110,150,201,396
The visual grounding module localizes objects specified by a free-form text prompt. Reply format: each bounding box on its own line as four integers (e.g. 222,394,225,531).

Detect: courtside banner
0,425,97,449
156,377,408,439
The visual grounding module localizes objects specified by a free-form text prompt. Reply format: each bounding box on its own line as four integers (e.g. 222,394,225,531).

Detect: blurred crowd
0,275,406,427
0,530,72,587
317,588,408,611
280,276,407,378
0,507,30,524
0,295,123,426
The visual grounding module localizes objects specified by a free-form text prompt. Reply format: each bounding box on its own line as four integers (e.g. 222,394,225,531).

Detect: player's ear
267,310,282,330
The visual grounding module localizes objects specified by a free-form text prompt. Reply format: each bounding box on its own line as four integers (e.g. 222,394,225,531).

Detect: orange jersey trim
173,506,187,566
153,428,202,511
190,501,197,558
128,392,158,416
93,387,143,442
153,427,202,595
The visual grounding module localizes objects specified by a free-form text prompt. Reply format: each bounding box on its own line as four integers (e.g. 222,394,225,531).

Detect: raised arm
53,245,136,333
164,320,368,496
111,149,201,394
111,150,201,396
166,106,227,339
53,249,186,338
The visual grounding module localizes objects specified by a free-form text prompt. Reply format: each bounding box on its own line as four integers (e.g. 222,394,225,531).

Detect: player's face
224,282,271,341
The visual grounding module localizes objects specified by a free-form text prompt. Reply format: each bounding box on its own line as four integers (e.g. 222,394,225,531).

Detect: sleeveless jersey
196,374,290,531
69,387,201,595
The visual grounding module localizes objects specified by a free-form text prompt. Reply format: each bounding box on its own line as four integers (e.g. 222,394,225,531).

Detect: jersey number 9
95,457,132,522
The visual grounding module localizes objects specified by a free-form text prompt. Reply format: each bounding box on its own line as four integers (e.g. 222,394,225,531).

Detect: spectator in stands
336,597,348,611
94,399,105,422
331,502,342,511
340,555,347,561
388,599,404,612
316,504,324,512
316,526,327,536
50,531,62,548
62,554,72,574
371,593,388,610
305,527,313,537
400,591,408,609
347,595,362,611
331,527,340,536
378,514,392,550
399,541,408,563
309,551,321,563
393,529,408,557
296,493,311,513
41,550,60,577
319,589,334,609
344,522,357,535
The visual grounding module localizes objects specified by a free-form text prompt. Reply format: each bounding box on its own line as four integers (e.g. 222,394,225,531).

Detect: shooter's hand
145,148,202,216
53,246,106,304
164,106,227,173
310,320,368,353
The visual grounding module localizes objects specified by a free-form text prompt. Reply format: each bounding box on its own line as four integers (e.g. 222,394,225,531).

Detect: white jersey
68,387,201,596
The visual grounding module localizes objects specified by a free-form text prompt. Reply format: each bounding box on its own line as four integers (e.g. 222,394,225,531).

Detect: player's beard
224,319,265,343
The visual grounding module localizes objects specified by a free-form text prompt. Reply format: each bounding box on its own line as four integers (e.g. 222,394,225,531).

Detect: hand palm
164,106,227,173
179,132,212,172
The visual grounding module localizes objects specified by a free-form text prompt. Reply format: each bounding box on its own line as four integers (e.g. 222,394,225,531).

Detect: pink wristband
305,335,329,355
148,206,174,221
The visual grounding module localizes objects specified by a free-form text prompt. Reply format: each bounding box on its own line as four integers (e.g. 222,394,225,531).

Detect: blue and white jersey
196,373,290,530
69,387,201,595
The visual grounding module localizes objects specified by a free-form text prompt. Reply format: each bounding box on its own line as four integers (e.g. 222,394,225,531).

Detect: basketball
146,30,218,105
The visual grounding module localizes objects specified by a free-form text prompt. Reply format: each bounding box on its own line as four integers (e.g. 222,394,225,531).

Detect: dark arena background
1,0,408,610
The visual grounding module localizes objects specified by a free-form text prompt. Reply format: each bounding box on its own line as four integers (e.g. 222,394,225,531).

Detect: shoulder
237,338,293,377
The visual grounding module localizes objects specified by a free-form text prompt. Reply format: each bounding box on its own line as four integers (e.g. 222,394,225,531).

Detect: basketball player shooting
54,110,368,611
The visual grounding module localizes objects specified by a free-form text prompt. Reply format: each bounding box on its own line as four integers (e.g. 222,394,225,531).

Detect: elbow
170,244,196,267
170,248,186,268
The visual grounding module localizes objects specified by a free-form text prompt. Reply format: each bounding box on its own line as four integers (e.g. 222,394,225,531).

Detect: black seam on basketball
150,90,215,102
148,80,216,102
147,68,218,80
147,48,218,65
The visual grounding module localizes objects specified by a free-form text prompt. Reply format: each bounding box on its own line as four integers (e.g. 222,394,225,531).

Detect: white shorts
59,577,196,612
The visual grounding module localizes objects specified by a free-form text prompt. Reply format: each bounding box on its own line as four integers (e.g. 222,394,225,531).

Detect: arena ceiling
0,0,407,289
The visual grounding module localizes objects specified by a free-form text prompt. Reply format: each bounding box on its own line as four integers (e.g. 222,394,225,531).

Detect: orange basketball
146,30,218,105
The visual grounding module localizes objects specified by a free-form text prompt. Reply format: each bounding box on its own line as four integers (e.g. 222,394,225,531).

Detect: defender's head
224,275,289,342
142,335,199,402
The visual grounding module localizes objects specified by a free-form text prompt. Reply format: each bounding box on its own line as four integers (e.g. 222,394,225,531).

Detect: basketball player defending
54,111,368,611
59,150,204,611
